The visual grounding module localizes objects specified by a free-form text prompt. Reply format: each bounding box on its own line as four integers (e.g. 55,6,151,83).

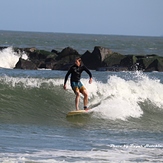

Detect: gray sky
0,0,163,36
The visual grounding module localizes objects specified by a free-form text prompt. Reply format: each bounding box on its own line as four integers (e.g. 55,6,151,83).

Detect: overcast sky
0,0,163,36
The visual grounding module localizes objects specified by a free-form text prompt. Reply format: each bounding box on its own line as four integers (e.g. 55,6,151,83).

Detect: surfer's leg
73,81,88,110
78,82,88,109
75,90,80,110
82,89,88,109
71,82,80,110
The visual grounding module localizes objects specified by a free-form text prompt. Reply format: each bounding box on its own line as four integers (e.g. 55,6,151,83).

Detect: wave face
0,75,67,125
0,70,163,131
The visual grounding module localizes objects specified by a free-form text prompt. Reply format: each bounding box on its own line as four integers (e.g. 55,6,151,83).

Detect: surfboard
66,109,90,117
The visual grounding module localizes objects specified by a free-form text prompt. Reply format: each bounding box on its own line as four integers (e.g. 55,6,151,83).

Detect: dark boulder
27,49,52,61
52,47,80,70
144,57,163,72
80,50,92,68
56,47,80,60
25,48,57,69
51,49,59,54
120,55,137,71
104,52,126,67
14,58,37,70
0,46,8,51
81,46,113,69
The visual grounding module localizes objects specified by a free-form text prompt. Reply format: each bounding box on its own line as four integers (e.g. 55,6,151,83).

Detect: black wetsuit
64,64,92,85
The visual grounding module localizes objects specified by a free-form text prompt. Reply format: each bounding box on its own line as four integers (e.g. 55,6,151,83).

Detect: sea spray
84,72,163,120
0,47,28,69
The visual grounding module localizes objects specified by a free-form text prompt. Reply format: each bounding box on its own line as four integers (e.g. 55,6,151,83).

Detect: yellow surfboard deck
66,109,89,117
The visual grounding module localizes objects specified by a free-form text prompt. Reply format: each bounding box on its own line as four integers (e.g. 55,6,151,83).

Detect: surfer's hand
63,84,67,90
89,78,92,84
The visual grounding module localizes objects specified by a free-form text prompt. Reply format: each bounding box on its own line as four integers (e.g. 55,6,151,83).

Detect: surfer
63,57,92,110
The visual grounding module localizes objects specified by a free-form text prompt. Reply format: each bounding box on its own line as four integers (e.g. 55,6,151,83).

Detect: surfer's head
75,57,82,66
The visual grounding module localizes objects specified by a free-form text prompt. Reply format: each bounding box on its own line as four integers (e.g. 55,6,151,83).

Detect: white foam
0,75,64,88
0,47,28,69
0,146,163,163
83,72,163,120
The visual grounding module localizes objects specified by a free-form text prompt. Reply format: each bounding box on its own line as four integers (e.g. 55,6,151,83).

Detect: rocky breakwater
1,46,163,72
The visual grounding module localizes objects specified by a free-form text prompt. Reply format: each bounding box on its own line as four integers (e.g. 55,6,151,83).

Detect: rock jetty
1,46,163,72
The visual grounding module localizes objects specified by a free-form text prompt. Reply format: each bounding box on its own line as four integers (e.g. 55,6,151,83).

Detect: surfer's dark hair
75,57,83,66
75,57,81,61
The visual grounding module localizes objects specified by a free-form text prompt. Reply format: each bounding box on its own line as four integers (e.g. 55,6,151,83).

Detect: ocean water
0,31,163,162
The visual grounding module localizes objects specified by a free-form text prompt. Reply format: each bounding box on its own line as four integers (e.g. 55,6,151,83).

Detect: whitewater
0,47,28,69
